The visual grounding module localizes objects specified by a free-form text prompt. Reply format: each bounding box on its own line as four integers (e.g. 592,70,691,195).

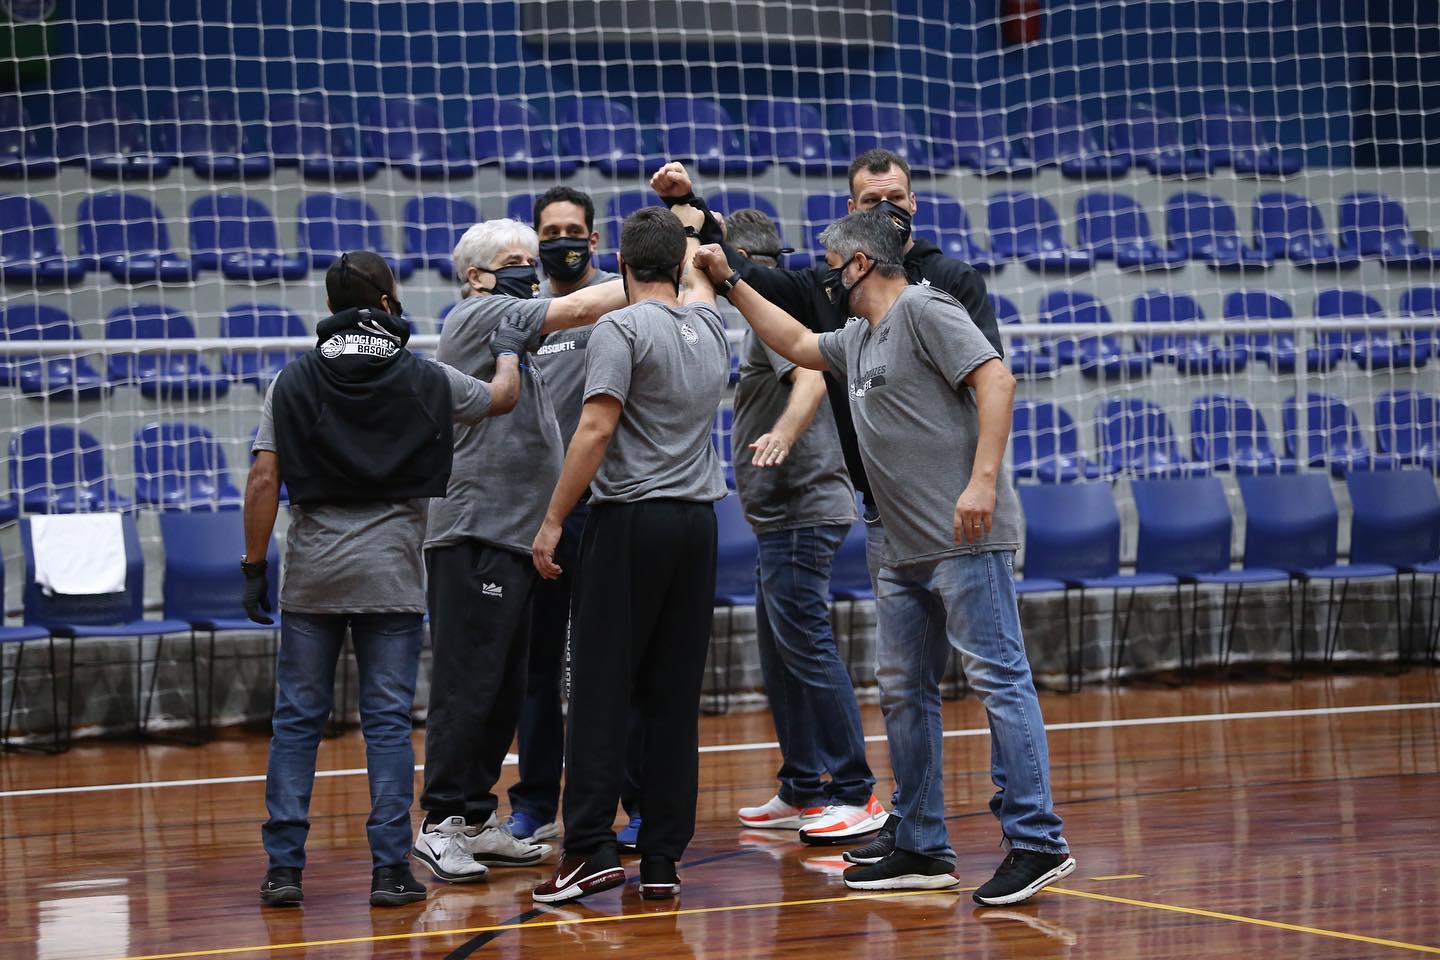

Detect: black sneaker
370,865,427,907
532,848,626,904
843,849,958,890
842,815,898,865
259,867,303,907
972,850,1076,906
639,856,680,900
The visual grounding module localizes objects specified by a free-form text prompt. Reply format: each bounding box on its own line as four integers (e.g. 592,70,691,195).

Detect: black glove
662,192,725,246
242,558,274,625
490,314,531,358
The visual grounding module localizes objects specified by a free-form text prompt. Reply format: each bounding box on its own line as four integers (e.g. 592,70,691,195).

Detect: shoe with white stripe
412,816,489,883
972,850,1076,906
532,851,625,904
463,813,552,867
737,795,824,830
798,795,887,846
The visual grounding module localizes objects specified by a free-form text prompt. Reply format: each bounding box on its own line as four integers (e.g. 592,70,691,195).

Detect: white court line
1,700,1436,800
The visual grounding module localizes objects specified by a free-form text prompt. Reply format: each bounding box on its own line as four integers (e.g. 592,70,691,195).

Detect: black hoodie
271,307,454,506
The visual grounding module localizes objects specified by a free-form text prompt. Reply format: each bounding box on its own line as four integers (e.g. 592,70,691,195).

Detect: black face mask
538,237,592,284
822,264,846,307
490,264,540,300
874,200,913,247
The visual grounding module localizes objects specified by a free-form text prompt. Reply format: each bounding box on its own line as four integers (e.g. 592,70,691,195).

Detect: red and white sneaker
798,795,888,846
737,795,825,830
532,852,625,904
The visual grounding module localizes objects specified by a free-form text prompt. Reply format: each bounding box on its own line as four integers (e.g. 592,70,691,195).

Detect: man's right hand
649,161,694,200
692,244,732,284
242,558,274,625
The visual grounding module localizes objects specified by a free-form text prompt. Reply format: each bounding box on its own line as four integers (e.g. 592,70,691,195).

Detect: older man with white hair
414,219,625,885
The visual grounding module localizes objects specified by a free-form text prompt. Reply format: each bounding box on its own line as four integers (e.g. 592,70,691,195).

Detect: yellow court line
109,888,976,960
1088,874,1145,881
1048,887,1440,955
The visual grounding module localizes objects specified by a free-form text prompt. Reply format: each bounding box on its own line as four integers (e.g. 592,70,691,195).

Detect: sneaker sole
799,812,887,845
639,882,679,901
472,842,553,867
844,872,960,891
412,848,489,883
259,887,303,908
737,815,814,830
972,856,1077,906
370,890,427,907
531,867,626,904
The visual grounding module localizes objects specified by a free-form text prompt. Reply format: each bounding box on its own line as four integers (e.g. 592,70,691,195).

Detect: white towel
31,513,127,596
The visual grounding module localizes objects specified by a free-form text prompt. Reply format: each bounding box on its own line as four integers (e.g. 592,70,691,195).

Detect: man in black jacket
244,251,521,909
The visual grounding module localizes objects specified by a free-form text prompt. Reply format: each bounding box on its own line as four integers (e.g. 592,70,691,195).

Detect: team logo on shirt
319,332,398,360
680,322,700,344
876,327,890,345
482,582,504,598
850,364,887,399
536,330,592,356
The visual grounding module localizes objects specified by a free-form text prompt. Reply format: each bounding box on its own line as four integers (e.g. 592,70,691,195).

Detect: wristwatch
713,270,742,298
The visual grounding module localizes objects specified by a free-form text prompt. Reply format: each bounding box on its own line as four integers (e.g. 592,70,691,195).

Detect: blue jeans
263,612,424,871
754,524,874,807
876,550,1066,862
864,514,901,813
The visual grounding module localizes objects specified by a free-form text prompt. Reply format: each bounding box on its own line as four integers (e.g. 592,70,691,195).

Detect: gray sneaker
463,813,552,867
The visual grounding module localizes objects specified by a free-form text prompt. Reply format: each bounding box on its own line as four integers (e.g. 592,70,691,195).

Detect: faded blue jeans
754,524,874,807
263,612,424,871
875,550,1066,863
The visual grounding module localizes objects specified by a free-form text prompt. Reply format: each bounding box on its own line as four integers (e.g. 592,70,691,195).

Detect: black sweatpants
561,499,717,861
422,539,537,826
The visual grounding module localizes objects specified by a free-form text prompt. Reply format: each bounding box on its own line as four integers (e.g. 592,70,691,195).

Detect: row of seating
1011,391,1439,482
3,188,1433,288
0,93,1300,181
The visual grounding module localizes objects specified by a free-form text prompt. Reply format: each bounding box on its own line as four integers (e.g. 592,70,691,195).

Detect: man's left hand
953,482,996,545
531,519,564,580
749,431,793,468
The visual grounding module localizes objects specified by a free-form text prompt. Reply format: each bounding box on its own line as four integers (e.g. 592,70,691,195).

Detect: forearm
243,456,280,561
769,368,827,442
487,355,520,416
729,281,826,370
969,365,1015,485
545,424,611,525
540,280,626,334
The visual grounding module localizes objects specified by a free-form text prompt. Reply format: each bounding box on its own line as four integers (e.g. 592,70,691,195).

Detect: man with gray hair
414,218,625,885
693,208,1073,905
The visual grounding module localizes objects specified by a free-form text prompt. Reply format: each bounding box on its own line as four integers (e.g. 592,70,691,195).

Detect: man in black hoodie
243,251,521,909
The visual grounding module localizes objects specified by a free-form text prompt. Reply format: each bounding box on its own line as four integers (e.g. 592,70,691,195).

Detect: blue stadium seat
1131,476,1292,672
0,196,86,284
661,98,767,176
840,102,953,174
1253,192,1359,269
366,97,474,180
706,190,784,234
712,494,756,605
297,194,413,278
1400,287,1440,361
1075,192,1184,270
0,95,57,178
1025,102,1129,179
0,304,107,400
1221,290,1342,373
175,92,271,180
987,192,1093,273
935,97,1031,176
1375,390,1439,474
991,293,1056,376
1012,400,1100,483
266,93,379,182
134,423,243,511
506,193,535,226
1337,192,1440,268
105,305,230,400
801,193,849,264
596,191,650,273
52,92,173,179
556,97,659,179
1165,192,1272,270
1315,289,1429,370
10,425,132,514
78,192,197,283
746,99,845,176
472,97,575,177
1189,395,1295,475
402,196,479,281
188,194,308,281
1282,393,1400,476
711,405,736,491
913,191,997,273
1346,472,1440,665
1097,398,1207,478
220,303,306,389
1037,292,1151,380
1133,291,1248,374
0,542,63,750
1109,102,1208,177
1199,101,1302,177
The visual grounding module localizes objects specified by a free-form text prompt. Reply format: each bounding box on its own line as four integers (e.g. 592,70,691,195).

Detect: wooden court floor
3,670,1439,959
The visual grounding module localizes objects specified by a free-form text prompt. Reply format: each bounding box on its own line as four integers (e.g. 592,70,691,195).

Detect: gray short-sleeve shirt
732,329,855,534
583,299,730,504
535,269,619,447
424,292,562,554
816,284,1020,566
253,360,492,613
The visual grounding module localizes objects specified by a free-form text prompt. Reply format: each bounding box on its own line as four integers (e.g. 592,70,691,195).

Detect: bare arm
486,355,521,417
672,203,716,307
693,244,825,370
953,358,1015,545
540,280,627,335
750,367,826,467
243,451,280,562
531,395,622,578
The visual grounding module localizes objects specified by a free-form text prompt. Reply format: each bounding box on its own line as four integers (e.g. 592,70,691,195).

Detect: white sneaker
737,795,825,830
798,795,888,845
532,820,562,842
464,814,553,867
412,816,489,883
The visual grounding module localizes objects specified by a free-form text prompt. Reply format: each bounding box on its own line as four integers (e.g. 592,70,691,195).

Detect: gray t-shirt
535,269,619,447
732,329,855,534
584,299,730,504
425,293,562,554
253,360,492,613
816,284,1021,567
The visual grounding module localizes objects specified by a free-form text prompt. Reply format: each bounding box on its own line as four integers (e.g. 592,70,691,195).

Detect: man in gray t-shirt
693,208,1074,907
